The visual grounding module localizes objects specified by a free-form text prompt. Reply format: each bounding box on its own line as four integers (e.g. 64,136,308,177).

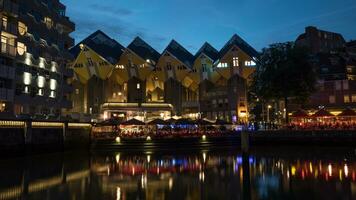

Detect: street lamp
267,105,272,123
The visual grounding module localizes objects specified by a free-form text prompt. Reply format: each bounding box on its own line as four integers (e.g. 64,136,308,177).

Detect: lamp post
267,105,272,123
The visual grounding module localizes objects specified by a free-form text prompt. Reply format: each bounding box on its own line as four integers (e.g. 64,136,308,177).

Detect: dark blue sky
62,0,356,52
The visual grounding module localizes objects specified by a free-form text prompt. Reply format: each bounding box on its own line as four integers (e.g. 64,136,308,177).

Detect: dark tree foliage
251,42,317,123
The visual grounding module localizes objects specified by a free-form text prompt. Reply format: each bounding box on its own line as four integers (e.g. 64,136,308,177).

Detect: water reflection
0,149,356,200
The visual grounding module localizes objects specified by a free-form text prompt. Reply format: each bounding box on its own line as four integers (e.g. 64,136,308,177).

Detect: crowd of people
287,121,356,130
94,125,236,139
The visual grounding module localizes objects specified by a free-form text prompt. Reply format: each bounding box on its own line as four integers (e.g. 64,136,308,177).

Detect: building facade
293,26,356,114
0,0,75,119
69,31,258,122
296,26,345,54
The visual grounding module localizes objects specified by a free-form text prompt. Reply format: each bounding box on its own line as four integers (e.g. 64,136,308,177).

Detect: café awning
312,109,334,118
338,108,356,117
121,118,146,126
148,119,170,125
291,109,309,118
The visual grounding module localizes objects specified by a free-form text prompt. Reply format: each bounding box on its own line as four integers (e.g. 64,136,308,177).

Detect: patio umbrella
291,109,309,118
148,118,170,125
312,109,334,118
215,119,232,125
165,118,177,124
121,118,146,126
338,108,356,117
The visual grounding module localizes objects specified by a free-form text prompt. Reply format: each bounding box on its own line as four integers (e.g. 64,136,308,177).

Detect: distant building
296,26,345,54
0,0,75,119
68,31,258,122
292,26,356,114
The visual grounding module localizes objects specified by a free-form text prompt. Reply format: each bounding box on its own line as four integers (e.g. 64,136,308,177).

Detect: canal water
0,147,355,200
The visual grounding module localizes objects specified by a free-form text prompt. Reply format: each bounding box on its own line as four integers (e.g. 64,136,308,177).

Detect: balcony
0,88,14,101
1,43,16,57
0,63,15,79
0,0,19,16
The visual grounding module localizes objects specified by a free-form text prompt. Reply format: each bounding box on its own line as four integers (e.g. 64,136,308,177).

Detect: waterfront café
290,108,356,130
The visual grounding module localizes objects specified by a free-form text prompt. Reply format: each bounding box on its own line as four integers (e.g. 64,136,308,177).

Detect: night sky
61,0,356,52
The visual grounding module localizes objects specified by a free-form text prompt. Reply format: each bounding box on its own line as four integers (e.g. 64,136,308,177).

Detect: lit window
39,57,45,68
50,79,57,90
38,88,44,96
23,72,31,85
49,91,56,98
233,57,239,67
245,60,256,66
113,92,116,98
37,76,45,88
18,22,27,36
329,95,336,104
44,17,53,29
344,95,350,103
115,65,125,69
352,94,356,103
75,89,79,95
24,86,29,94
17,42,26,56
137,83,140,89
217,63,228,68
1,16,7,31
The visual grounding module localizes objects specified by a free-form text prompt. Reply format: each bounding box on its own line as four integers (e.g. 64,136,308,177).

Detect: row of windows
22,86,56,98
329,94,356,104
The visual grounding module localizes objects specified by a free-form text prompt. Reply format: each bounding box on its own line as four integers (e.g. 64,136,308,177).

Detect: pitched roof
127,37,161,63
69,30,125,64
164,40,195,68
194,42,219,61
219,34,259,58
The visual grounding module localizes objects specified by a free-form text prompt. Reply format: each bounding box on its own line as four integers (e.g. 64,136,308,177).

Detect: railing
0,0,19,16
1,43,16,57
0,64,15,79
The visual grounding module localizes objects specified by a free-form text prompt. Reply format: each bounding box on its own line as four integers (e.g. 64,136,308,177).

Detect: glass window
352,94,356,103
329,96,336,104
344,95,350,103
44,17,53,29
233,57,239,67
18,22,27,36
17,42,26,55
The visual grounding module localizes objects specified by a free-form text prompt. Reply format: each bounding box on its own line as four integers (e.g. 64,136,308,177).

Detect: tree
251,42,317,124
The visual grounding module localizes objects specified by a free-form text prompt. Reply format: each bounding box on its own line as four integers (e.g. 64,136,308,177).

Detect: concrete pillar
24,120,32,145
241,131,249,152
62,121,68,149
